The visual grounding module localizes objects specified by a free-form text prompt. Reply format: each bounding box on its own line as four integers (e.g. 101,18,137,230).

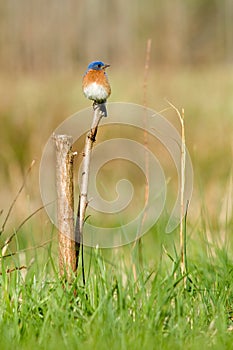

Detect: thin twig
0,265,27,275
142,38,152,210
184,200,189,274
0,237,55,259
157,106,173,114
0,258,34,275
1,205,45,255
0,160,35,236
75,104,104,282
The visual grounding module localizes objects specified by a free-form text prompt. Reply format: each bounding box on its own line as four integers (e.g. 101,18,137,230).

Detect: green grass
1,66,233,349
1,222,233,350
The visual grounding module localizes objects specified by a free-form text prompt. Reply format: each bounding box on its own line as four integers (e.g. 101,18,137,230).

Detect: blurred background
0,0,232,256
1,0,233,71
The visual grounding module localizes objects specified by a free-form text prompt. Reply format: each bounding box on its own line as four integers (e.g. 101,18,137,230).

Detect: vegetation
1,220,233,349
0,66,233,348
0,0,233,72
1,1,233,349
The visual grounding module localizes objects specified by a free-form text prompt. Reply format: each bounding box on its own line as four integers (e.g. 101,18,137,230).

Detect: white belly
83,82,108,101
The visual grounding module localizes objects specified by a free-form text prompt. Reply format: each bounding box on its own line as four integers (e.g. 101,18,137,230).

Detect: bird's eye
97,64,101,68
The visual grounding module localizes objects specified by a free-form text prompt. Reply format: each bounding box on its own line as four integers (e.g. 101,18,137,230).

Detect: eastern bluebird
82,61,111,116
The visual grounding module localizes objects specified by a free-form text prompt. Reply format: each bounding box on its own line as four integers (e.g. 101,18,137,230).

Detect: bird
82,61,111,117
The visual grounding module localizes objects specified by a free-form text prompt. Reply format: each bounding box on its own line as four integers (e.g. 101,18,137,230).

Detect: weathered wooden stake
54,134,76,280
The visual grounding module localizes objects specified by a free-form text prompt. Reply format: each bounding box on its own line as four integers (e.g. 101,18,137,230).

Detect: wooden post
54,134,76,280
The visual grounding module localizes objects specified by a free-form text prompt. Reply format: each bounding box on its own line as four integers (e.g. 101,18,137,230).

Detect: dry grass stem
1,205,45,257
132,39,152,280
166,101,187,281
0,160,35,236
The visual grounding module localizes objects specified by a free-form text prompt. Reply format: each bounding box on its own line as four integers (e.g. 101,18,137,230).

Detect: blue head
87,61,110,71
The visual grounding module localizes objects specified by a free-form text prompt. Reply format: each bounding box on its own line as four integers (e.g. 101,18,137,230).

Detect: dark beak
103,64,110,69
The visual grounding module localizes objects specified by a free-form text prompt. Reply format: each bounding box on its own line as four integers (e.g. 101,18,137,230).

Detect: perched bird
82,61,111,116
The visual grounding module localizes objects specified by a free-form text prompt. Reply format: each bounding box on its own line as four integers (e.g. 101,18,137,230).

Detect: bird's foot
92,101,98,110
92,101,107,117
